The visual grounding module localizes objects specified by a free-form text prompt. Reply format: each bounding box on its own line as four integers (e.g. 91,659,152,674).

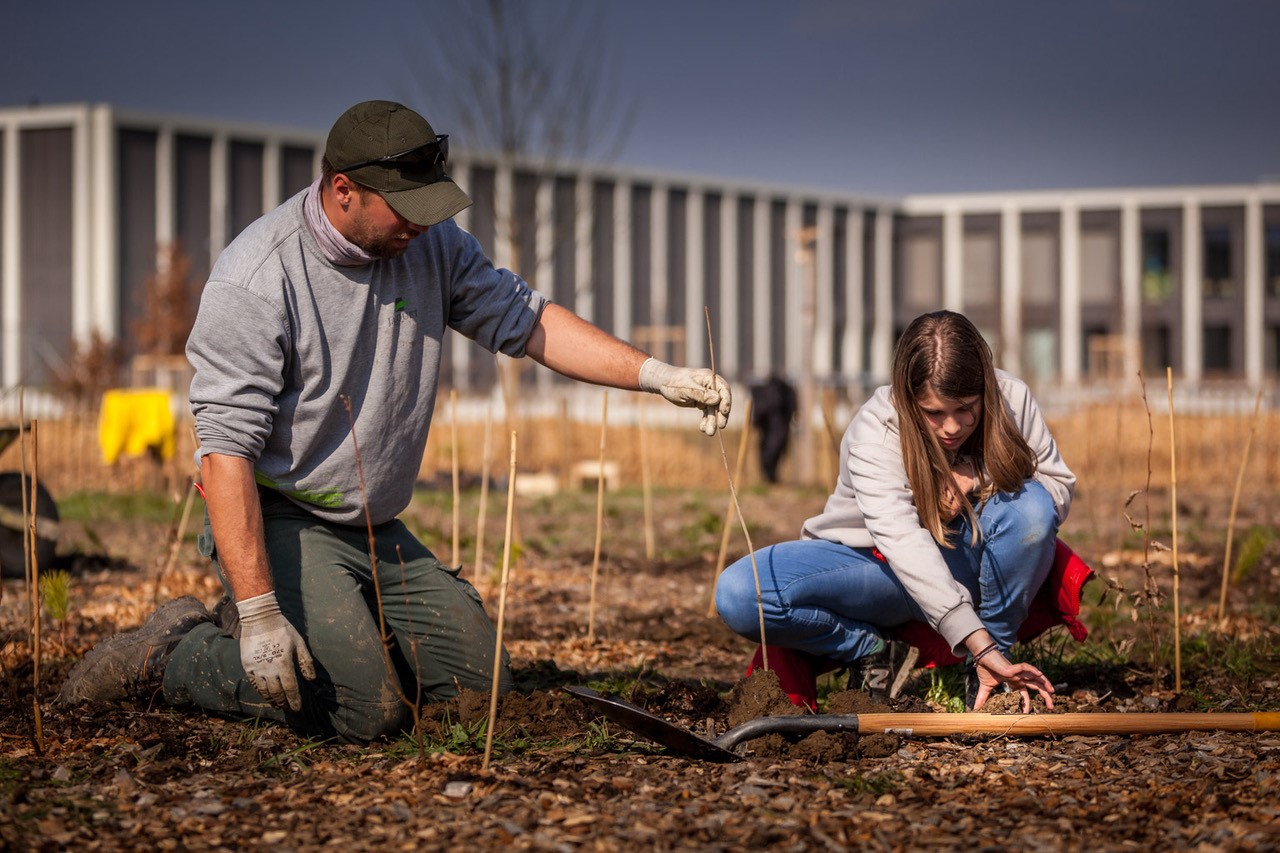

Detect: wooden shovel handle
857,712,1280,737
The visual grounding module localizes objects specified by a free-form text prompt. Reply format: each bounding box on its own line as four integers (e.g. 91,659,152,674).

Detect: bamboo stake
19,390,30,624
586,393,608,643
475,402,493,585
1218,389,1263,625
1166,368,1181,694
706,397,753,617
28,417,45,752
483,430,518,771
705,309,768,671
639,396,655,561
450,389,460,568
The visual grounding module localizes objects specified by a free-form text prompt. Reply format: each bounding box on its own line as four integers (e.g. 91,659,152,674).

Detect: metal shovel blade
564,686,741,762
565,686,867,762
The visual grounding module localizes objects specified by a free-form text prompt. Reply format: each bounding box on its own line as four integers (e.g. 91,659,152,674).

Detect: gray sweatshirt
187,188,548,525
800,370,1075,653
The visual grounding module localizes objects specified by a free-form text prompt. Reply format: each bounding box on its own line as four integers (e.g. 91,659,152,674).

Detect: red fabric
745,645,841,710
887,538,1095,668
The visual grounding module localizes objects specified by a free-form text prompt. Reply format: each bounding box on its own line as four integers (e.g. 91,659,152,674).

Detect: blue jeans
716,480,1059,663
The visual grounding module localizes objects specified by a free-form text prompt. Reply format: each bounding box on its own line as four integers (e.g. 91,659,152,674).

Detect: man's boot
58,596,211,705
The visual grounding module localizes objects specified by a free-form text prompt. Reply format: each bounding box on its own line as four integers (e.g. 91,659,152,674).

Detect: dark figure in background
751,374,798,483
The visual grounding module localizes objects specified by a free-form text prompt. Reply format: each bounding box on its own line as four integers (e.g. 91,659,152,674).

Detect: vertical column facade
718,191,739,377
752,195,770,376
1181,197,1203,384
784,198,805,377
684,189,705,368
942,205,964,312
1,116,18,385
612,179,632,342
209,133,230,264
842,208,865,381
574,174,594,324
870,208,894,381
813,203,835,375
1000,203,1023,375
1120,199,1142,380
1059,201,1082,384
1244,193,1264,386
650,183,669,327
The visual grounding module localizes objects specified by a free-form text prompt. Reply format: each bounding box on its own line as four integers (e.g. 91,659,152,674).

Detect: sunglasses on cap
337,134,449,174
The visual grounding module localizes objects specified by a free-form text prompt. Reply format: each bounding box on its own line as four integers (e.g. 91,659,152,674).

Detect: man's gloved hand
638,357,732,436
237,591,317,712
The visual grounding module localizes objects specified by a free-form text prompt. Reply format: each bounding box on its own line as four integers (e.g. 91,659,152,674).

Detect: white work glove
237,591,317,712
638,358,732,436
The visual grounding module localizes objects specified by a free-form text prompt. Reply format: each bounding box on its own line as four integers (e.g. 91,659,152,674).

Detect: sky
6,0,1278,196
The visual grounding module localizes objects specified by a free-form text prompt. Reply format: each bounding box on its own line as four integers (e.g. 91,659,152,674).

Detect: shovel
565,686,1280,763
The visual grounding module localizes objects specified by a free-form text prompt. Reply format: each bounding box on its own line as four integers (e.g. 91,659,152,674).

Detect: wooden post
450,389,460,567
707,398,753,617
1166,368,1181,694
475,403,493,586
639,396,655,561
586,393,608,643
482,430,518,771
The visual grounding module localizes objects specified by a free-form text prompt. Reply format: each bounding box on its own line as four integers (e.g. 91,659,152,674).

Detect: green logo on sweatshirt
394,298,407,313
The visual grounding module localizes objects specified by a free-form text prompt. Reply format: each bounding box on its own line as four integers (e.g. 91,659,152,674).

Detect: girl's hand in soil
973,651,1055,713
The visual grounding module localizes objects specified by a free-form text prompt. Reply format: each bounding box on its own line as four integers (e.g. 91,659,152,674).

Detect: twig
483,430,518,771
341,397,420,745
450,389,460,567
156,478,198,603
639,396,655,561
586,393,608,643
705,308,768,671
706,397,753,618
1137,372,1161,684
1166,368,1181,694
1218,389,1263,625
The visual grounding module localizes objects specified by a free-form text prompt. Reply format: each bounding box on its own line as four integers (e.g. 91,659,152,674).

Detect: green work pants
163,488,512,742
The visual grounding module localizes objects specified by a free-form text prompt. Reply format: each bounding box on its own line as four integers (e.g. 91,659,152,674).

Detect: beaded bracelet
971,642,1000,664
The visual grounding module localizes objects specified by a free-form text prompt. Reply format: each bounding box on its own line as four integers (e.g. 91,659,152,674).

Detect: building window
1204,324,1231,373
1266,225,1280,298
1142,229,1172,302
1267,325,1280,372
1203,227,1233,298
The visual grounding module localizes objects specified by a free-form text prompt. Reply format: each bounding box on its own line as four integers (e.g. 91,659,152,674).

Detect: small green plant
924,667,966,714
40,570,73,650
1232,525,1274,583
39,570,72,622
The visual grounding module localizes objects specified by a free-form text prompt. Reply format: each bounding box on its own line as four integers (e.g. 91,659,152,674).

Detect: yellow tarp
99,388,176,464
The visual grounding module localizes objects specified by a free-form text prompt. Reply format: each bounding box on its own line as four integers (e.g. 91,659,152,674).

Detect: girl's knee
715,558,763,635
990,481,1058,538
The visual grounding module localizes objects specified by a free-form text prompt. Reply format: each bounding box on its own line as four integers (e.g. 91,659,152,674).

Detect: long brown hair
890,311,1037,546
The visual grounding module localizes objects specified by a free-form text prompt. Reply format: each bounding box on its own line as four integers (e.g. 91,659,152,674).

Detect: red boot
745,646,841,710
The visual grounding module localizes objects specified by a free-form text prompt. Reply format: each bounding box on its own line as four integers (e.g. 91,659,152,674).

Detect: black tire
0,472,59,579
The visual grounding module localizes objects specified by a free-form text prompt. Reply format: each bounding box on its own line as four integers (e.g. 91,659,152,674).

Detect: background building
2,103,1278,403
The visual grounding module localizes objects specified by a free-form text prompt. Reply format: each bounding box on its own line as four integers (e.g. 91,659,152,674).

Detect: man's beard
347,226,413,260
346,203,416,259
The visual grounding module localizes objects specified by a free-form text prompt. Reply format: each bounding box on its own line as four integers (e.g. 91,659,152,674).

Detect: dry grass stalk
155,479,198,603
1166,368,1181,694
586,393,608,644
704,309,768,670
1135,373,1163,682
450,389,460,567
639,397,655,561
1218,389,1264,625
483,430,518,771
341,396,423,753
706,397,753,618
